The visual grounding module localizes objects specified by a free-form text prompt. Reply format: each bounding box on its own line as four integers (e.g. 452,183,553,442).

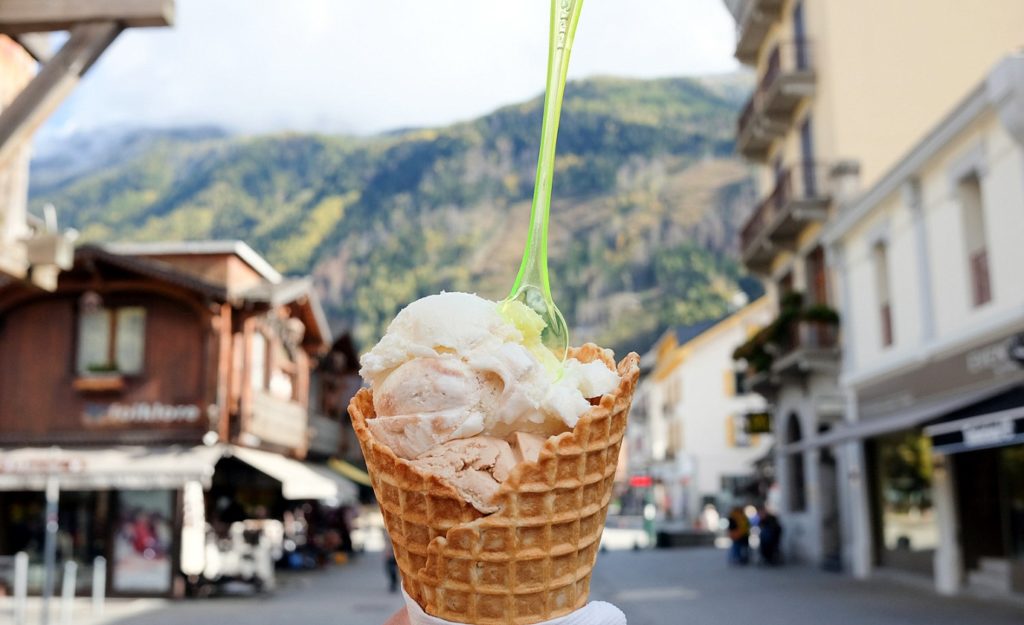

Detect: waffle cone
350,344,640,625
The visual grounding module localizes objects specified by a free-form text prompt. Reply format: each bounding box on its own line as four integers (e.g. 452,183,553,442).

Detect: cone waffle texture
350,344,640,625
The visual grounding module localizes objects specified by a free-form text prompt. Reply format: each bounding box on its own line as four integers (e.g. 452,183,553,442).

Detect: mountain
29,76,758,355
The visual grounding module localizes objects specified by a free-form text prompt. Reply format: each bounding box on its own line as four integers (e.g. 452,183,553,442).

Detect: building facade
630,298,774,525
823,54,1024,598
0,242,358,596
724,0,1024,568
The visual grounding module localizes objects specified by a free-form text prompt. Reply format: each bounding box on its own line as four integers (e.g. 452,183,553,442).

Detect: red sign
629,475,653,487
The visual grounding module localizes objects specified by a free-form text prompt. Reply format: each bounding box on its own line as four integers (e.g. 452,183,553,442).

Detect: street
102,548,1024,625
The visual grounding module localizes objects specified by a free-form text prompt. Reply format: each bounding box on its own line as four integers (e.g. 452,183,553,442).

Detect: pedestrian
757,507,782,566
382,531,399,593
727,506,750,565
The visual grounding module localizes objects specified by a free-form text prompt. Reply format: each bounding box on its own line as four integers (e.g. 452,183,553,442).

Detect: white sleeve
402,590,627,625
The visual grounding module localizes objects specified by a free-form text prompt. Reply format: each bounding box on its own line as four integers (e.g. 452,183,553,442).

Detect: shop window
873,241,893,347
76,306,146,375
872,431,937,575
786,414,807,512
959,173,991,307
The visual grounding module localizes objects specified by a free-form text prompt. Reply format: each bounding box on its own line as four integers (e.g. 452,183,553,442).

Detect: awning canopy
0,445,222,491
785,380,1022,453
226,446,355,503
0,445,359,504
328,457,373,487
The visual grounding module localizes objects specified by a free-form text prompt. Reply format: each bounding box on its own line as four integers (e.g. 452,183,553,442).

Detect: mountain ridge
29,74,758,355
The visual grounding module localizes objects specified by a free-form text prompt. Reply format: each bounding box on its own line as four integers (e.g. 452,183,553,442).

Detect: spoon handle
509,0,585,299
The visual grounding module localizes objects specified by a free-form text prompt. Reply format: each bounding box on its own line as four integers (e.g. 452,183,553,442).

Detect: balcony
772,319,840,377
740,161,832,274
248,390,308,451
734,0,785,64
736,40,816,161
732,293,840,392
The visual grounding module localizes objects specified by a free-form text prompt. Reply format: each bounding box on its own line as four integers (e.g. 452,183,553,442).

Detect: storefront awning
0,445,360,504
785,380,1021,453
226,446,355,502
328,457,373,487
0,445,222,491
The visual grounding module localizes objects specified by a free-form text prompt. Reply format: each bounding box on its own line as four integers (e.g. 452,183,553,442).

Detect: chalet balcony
734,0,785,64
735,40,816,161
772,319,840,377
249,391,309,451
740,161,832,274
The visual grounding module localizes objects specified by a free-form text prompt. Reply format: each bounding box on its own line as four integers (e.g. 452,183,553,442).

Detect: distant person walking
382,532,399,593
727,506,750,565
757,508,782,566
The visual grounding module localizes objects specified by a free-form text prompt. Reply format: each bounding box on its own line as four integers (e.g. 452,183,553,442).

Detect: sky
43,0,739,140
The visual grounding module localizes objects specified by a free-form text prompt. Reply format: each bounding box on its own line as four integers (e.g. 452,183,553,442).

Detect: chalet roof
76,244,228,300
103,240,283,284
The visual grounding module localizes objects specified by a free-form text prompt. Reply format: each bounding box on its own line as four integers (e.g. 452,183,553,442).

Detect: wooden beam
0,0,173,34
0,21,121,170
13,33,53,63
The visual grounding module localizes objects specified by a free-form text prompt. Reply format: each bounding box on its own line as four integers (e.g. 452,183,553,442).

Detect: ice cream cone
350,344,640,625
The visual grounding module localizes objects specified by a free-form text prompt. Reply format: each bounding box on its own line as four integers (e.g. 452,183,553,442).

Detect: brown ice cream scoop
408,433,548,513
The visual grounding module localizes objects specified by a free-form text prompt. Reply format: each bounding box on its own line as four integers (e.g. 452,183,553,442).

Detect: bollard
91,557,105,618
59,561,77,625
13,551,27,625
41,477,59,625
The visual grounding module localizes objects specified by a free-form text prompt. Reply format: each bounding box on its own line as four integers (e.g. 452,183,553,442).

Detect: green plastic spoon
504,0,585,363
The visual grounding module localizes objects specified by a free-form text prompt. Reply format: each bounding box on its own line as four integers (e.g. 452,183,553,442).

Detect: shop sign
962,419,1016,448
858,331,1024,422
0,457,86,474
928,413,1024,455
745,411,772,435
83,402,201,426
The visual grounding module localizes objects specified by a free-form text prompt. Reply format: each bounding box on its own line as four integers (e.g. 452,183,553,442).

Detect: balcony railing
736,40,815,160
740,161,832,272
734,0,785,64
773,319,840,377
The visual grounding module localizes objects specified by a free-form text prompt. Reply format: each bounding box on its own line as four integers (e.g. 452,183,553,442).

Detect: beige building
723,0,1024,568
822,53,1024,598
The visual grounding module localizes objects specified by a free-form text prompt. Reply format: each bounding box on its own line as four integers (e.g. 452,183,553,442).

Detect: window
960,173,991,306
806,246,828,305
269,340,298,401
730,414,751,448
250,331,267,390
76,306,146,375
873,242,893,347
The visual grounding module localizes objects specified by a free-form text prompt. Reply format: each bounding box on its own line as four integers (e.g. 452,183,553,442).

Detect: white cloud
43,0,738,137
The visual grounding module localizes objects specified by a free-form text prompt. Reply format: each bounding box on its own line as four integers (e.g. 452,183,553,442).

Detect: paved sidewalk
1,595,166,625
589,549,1024,625
77,547,1024,625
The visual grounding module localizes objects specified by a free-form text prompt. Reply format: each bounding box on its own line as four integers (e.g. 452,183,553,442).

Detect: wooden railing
740,161,829,253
